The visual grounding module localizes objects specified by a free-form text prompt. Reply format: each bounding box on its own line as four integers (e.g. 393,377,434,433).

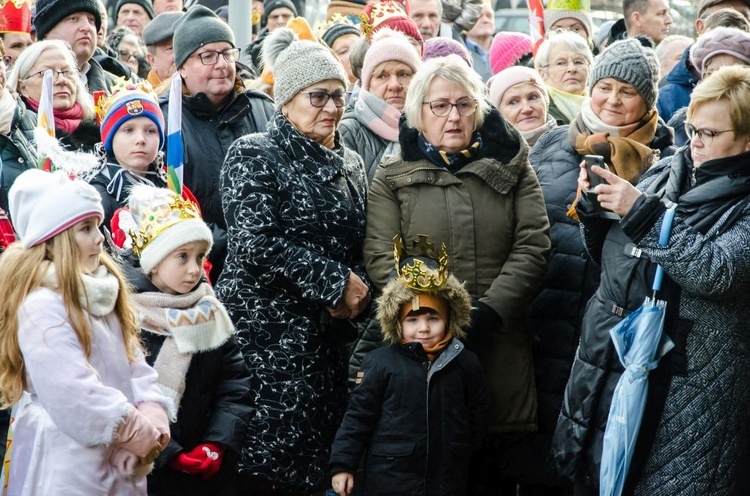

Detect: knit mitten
116,407,161,458
168,443,224,479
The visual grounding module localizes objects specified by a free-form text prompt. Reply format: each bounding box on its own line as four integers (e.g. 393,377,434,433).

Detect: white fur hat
9,169,104,249
126,186,213,273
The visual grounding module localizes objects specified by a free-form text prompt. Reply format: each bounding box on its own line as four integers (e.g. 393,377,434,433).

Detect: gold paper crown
128,195,202,256
96,78,159,124
359,0,408,39
393,234,449,292
315,13,356,38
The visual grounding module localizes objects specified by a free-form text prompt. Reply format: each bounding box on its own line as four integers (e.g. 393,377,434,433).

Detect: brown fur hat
376,273,473,344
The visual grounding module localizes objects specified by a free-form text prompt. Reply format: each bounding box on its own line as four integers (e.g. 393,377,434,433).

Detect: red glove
168,443,224,479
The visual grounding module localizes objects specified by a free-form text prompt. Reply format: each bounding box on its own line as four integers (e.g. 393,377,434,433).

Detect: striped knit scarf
355,89,401,143
131,282,234,420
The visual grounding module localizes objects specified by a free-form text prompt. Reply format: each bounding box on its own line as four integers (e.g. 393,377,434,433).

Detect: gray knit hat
262,27,348,109
173,5,235,69
115,0,154,22
690,27,750,75
589,38,660,110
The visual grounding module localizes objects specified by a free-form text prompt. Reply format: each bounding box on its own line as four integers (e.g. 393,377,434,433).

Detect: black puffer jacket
0,98,37,216
124,264,254,495
526,120,675,486
160,83,274,282
339,105,390,183
330,339,491,496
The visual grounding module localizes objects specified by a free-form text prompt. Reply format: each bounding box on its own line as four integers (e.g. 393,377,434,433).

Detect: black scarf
654,147,750,234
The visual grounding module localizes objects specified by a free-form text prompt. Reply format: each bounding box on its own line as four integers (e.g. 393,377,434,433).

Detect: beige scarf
0,91,16,136
131,283,234,420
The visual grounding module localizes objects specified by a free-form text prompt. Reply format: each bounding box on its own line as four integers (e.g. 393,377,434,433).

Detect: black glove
468,301,502,335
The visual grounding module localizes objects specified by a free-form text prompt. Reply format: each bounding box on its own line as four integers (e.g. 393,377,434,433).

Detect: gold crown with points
128,194,202,256
393,234,449,292
96,78,159,124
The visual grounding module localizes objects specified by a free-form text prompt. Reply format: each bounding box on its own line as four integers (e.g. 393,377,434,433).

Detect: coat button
438,179,443,183
437,363,443,368
390,182,395,187
427,176,433,181
18,158,24,163
454,344,459,349
407,178,412,183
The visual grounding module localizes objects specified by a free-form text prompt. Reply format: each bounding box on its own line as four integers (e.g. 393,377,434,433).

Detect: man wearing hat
115,0,154,37
33,0,121,93
161,5,274,282
142,11,183,89
0,0,32,68
261,0,297,32
697,0,750,33
543,0,595,46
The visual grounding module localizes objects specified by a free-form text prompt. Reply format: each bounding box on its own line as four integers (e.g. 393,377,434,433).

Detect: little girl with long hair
0,169,171,494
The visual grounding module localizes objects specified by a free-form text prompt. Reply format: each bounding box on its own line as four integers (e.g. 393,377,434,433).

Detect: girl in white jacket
0,169,171,495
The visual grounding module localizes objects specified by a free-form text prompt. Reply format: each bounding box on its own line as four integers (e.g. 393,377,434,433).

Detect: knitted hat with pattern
262,27,348,109
489,31,533,75
100,81,165,154
422,37,473,67
543,0,594,39
589,38,660,109
690,26,750,75
172,5,235,69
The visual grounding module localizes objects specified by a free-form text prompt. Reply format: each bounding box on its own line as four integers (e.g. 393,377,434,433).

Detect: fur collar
57,119,101,152
43,263,119,317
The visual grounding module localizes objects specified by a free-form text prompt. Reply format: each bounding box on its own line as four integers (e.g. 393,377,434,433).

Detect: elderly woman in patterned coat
216,29,370,494
552,65,750,495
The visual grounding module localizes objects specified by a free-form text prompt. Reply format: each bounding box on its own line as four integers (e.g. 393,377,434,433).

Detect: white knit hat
9,169,104,249
126,186,213,273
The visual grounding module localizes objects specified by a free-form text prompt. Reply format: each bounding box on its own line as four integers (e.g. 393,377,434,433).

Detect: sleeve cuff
620,194,666,243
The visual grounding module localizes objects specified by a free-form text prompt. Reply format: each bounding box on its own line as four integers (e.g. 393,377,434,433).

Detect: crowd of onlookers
2,0,750,494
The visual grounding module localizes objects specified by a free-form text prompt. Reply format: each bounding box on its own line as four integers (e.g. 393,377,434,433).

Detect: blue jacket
656,45,699,122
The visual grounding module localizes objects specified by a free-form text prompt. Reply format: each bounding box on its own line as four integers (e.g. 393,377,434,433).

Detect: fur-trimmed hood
376,274,473,344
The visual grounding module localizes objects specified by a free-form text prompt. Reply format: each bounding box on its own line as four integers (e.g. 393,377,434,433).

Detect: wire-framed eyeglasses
24,68,77,81
684,123,733,145
422,98,478,117
191,48,241,66
302,91,351,108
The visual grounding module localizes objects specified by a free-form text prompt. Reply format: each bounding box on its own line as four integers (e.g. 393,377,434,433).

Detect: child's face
112,117,160,173
150,241,208,295
73,216,104,273
401,309,447,349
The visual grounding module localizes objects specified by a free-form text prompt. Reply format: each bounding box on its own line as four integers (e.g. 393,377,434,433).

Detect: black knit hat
261,0,297,27
33,0,102,40
321,20,361,48
116,0,155,21
173,5,236,69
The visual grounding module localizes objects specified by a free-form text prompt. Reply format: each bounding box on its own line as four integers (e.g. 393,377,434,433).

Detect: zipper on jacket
691,166,697,186
424,359,431,485
385,166,440,181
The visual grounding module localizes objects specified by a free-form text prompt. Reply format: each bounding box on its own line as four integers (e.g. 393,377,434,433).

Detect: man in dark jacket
33,0,123,94
162,5,274,282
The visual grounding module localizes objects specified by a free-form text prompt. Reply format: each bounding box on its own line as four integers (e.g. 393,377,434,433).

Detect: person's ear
695,18,705,36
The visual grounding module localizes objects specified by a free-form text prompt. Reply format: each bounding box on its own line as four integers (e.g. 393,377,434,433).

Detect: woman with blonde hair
0,169,171,494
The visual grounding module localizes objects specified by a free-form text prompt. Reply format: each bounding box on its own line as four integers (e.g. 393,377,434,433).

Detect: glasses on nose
302,91,351,108
24,68,77,81
192,48,241,66
118,50,137,61
422,98,478,117
543,58,589,71
684,123,733,145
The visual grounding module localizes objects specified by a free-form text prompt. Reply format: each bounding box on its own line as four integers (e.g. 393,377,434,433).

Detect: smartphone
584,155,608,192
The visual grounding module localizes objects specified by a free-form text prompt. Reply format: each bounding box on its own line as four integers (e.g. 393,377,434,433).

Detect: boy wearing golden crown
112,185,253,495
329,236,490,496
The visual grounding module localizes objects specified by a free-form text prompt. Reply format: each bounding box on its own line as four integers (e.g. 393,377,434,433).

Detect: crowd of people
0,0,750,494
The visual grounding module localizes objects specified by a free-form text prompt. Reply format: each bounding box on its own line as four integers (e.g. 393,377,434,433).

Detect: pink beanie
361,29,422,90
489,31,533,75
422,37,473,67
487,66,548,108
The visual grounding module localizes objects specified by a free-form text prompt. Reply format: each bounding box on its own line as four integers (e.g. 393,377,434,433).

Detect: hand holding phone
584,155,609,192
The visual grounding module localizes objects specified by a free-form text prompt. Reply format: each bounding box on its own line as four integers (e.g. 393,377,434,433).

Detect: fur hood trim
376,274,473,343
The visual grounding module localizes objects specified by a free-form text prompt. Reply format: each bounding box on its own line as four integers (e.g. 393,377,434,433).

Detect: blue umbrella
599,208,677,496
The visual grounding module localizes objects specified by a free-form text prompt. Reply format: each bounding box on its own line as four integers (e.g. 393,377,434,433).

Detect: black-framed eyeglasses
24,68,77,81
302,91,351,108
118,49,137,61
191,48,241,66
422,98,478,117
684,123,733,145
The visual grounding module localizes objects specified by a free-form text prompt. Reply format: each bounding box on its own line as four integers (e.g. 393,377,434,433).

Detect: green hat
544,0,594,39
173,5,235,69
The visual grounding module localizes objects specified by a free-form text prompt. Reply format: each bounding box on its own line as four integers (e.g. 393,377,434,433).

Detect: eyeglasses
684,123,733,144
118,49,137,61
302,91,351,108
0,56,9,70
422,98,478,117
191,48,241,66
542,57,590,71
24,68,77,81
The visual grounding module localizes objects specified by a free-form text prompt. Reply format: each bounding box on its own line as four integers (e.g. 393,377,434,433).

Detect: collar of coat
386,107,528,195
268,111,361,183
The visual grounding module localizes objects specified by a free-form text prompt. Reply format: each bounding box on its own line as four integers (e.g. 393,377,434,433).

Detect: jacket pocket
369,441,415,459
